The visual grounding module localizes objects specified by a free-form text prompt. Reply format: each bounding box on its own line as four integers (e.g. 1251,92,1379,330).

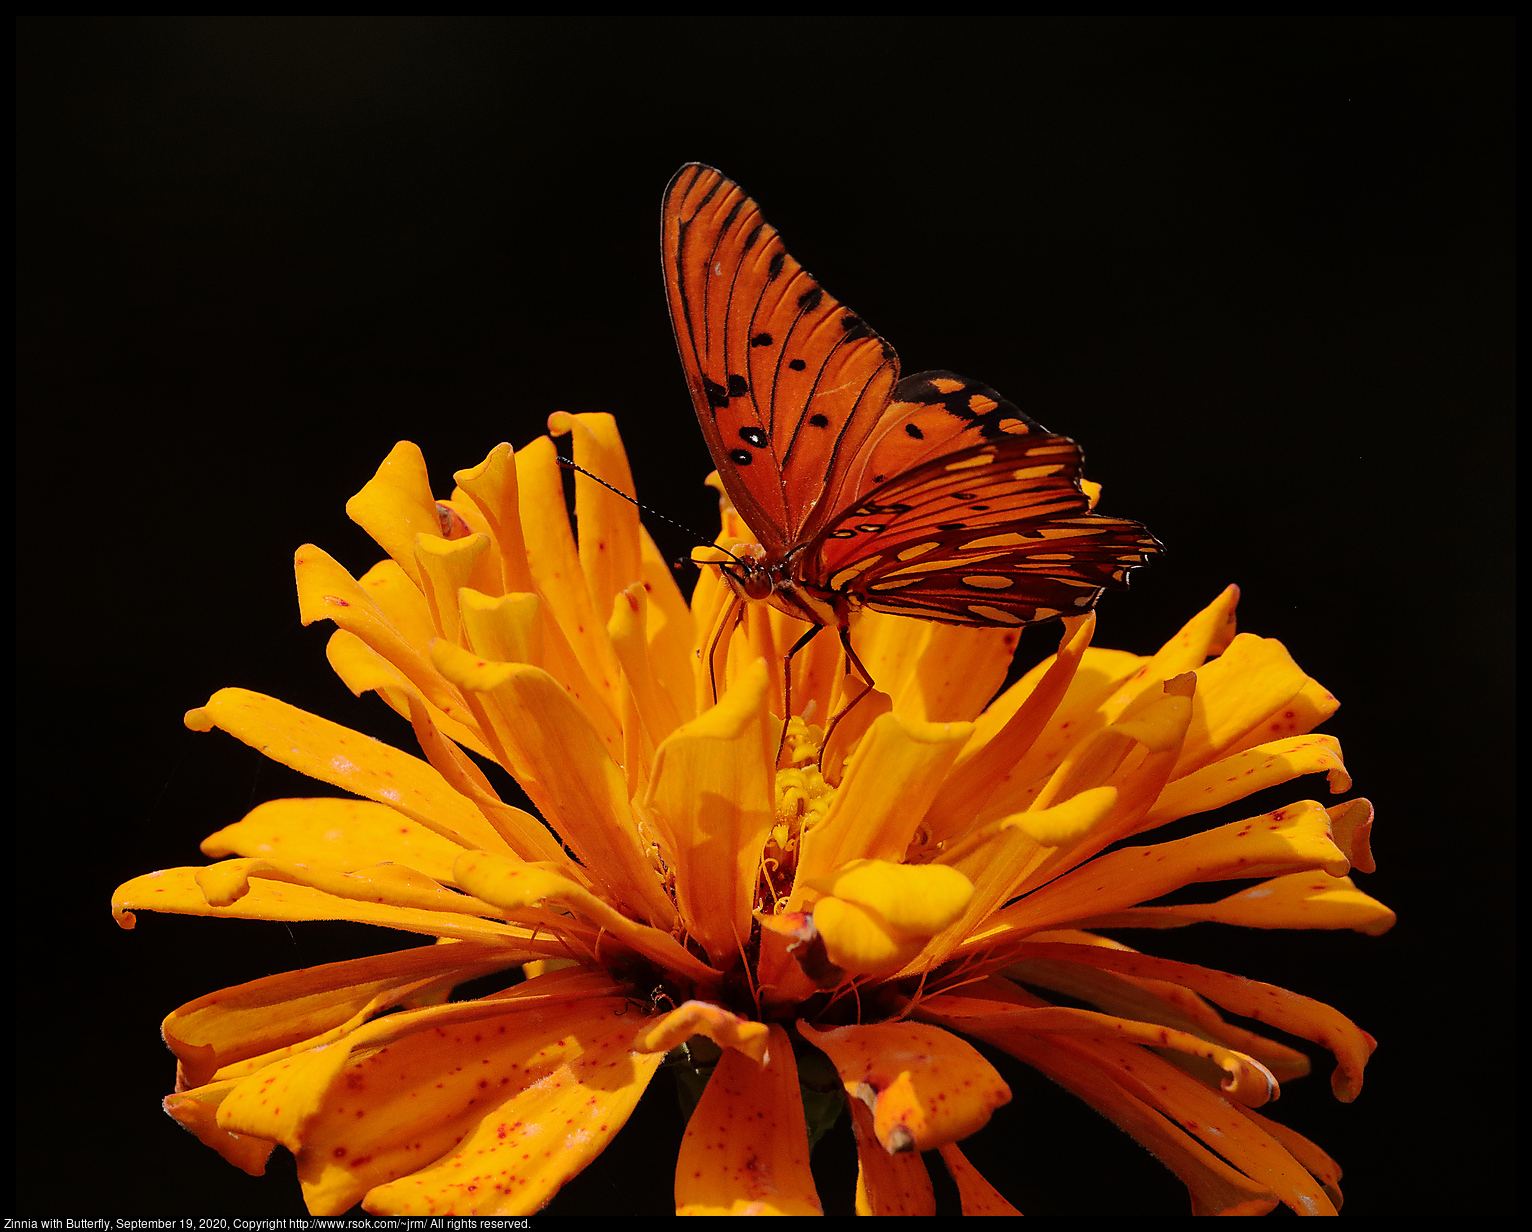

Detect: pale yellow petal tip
1006,785,1118,847
807,861,975,976
184,707,215,732
547,411,575,435
195,861,257,907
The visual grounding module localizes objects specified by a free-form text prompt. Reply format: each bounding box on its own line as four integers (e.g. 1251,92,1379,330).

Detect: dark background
16,16,1513,1218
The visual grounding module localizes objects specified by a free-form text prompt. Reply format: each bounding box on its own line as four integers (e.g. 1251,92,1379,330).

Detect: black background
16,17,1513,1218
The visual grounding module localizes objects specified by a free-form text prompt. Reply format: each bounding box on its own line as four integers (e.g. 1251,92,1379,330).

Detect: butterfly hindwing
662,164,900,554
808,434,1162,626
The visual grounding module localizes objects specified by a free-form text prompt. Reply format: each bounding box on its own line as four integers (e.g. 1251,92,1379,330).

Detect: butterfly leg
705,594,744,706
818,622,877,773
776,623,826,765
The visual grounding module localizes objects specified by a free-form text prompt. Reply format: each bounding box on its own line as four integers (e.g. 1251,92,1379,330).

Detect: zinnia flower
114,412,1392,1215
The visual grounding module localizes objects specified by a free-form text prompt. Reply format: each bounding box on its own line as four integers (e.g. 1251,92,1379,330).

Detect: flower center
760,717,837,912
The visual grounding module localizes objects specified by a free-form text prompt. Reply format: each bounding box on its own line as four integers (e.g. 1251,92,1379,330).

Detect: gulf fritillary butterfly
662,163,1161,693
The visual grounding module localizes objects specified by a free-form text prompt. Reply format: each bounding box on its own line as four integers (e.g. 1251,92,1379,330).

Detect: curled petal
633,1000,771,1064
164,1080,276,1177
1002,941,1376,1101
1144,734,1351,830
800,1020,1011,1153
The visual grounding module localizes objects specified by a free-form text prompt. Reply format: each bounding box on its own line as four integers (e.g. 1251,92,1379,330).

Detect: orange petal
183,688,510,855
637,526,697,726
1096,585,1242,727
999,949,1311,1083
984,799,1350,939
975,1030,1281,1216
1073,869,1395,936
343,441,443,589
850,1098,934,1215
641,658,774,968
199,797,467,883
413,532,492,646
1166,634,1311,778
286,973,633,1214
858,610,1017,723
1002,941,1375,1101
113,864,548,948
608,583,683,746
674,1023,822,1215
975,646,1148,822
925,613,1094,847
453,850,720,987
919,994,1277,1108
358,1013,664,1215
937,1141,1022,1215
1144,734,1351,830
792,713,971,892
800,1020,1010,1152
163,941,523,1087
164,1080,277,1177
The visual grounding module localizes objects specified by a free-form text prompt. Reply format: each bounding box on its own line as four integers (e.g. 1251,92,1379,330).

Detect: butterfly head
716,542,776,602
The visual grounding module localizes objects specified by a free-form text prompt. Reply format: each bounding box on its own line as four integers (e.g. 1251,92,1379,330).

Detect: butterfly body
662,163,1161,680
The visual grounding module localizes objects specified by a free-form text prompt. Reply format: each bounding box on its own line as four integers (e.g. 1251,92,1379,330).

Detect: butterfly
661,163,1161,701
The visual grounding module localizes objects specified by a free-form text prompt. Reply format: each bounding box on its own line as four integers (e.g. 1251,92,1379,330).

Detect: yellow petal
1097,584,1242,726
413,532,492,645
632,1000,771,1063
1075,870,1396,936
818,674,894,785
857,610,1017,722
937,1142,1023,1215
801,1020,1011,1152
453,850,719,986
1005,784,1119,848
514,434,620,706
548,411,644,631
356,557,438,649
793,715,971,893
360,1014,665,1216
608,582,683,746
812,896,923,977
183,688,510,855
295,545,472,729
974,646,1148,822
642,658,774,968
451,441,537,595
343,441,442,590
324,628,495,760
851,1099,934,1214
1169,634,1311,777
199,797,467,883
675,1023,822,1215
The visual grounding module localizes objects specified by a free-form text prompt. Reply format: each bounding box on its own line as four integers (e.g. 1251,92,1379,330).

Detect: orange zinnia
114,412,1392,1215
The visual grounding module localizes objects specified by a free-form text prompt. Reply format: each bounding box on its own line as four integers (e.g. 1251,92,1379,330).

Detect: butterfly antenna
557,459,746,567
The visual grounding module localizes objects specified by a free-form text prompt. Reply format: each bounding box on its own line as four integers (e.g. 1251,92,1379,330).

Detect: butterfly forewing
662,164,899,553
807,435,1162,626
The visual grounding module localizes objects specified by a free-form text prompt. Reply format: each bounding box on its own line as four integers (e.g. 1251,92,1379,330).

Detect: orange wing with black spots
662,162,1161,633
806,434,1162,626
662,163,898,555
